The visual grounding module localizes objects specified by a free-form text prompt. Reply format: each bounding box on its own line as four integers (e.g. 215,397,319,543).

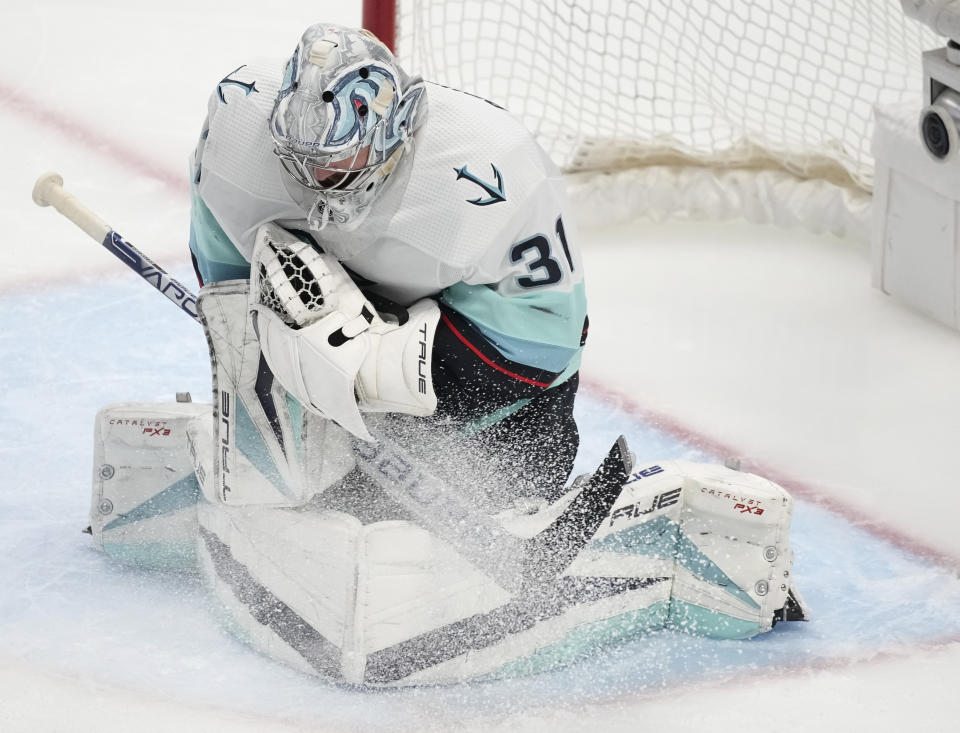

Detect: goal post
363,0,939,240
362,0,397,54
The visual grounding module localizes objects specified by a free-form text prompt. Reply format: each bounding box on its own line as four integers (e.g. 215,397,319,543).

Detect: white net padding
392,0,939,239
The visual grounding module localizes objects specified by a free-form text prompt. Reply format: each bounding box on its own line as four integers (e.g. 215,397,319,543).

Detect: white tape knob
31,171,111,242
31,171,64,207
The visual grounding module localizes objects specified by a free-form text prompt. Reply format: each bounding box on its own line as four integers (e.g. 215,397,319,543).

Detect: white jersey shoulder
320,83,574,295
193,58,303,259
392,82,564,270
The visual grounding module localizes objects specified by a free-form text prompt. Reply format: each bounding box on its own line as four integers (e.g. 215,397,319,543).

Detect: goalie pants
432,305,582,501
469,372,580,502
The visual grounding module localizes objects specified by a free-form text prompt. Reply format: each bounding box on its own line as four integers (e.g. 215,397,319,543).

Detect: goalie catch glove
248,223,439,441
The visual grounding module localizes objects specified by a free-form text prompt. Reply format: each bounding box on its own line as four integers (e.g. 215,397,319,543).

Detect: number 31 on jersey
510,216,574,289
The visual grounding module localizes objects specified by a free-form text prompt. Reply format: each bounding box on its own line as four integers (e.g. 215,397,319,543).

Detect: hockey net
367,0,939,240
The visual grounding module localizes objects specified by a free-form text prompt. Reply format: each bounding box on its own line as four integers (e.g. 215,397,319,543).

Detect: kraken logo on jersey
217,65,259,104
454,163,507,206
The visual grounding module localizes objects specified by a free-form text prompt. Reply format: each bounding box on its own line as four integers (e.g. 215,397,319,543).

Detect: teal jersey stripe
189,185,250,283
440,281,587,372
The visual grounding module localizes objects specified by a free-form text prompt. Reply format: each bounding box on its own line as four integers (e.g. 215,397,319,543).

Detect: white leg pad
577,459,796,637
90,401,210,571
194,448,802,685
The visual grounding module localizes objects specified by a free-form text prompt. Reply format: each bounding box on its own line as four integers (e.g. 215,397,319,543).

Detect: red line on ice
0,80,186,194
583,375,960,570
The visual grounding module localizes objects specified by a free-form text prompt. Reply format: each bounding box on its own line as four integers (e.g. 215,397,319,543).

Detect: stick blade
520,435,632,583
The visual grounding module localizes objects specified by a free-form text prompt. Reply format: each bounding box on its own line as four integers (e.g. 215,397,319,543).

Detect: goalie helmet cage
362,0,939,240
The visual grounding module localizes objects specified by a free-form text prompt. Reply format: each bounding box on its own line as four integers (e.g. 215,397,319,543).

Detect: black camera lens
923,111,951,159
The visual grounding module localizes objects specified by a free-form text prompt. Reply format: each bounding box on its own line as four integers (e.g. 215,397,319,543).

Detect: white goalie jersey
190,59,587,391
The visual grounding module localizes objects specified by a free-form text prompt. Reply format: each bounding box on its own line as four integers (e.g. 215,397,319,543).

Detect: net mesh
393,0,938,193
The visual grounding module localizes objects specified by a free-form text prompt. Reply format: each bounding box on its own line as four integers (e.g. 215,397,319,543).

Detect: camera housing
920,44,960,161
872,44,960,331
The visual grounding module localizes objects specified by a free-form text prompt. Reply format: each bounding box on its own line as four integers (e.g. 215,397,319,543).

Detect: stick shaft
102,231,199,322
32,172,199,322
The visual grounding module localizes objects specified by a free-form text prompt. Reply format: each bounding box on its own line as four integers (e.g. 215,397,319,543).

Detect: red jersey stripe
440,313,554,389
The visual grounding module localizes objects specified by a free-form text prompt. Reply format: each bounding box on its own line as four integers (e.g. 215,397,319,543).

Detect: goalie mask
270,24,428,231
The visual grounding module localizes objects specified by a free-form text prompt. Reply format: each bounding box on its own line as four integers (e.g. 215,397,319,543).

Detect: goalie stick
31,171,629,591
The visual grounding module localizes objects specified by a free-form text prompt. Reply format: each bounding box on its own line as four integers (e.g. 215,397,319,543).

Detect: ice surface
2,275,960,730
